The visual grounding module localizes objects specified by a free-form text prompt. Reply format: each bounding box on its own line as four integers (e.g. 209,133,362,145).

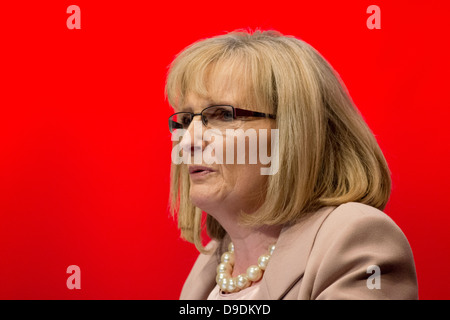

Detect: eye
221,110,233,121
180,114,191,127
211,108,233,121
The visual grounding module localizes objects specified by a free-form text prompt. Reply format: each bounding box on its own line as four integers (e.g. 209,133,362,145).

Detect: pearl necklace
216,242,276,293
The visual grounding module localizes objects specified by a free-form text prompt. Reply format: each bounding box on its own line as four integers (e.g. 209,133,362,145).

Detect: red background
0,0,449,299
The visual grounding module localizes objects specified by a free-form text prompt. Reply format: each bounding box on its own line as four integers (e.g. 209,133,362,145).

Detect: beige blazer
180,202,418,300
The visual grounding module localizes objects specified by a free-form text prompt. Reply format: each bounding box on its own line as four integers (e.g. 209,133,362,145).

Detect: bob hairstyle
165,30,391,253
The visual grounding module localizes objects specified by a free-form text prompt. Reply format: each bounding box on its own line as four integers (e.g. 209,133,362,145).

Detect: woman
165,30,418,299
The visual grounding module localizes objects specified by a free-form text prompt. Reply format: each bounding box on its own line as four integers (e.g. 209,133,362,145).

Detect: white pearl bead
217,262,232,275
227,277,237,293
268,244,276,255
246,265,263,282
257,254,271,270
215,242,275,293
221,252,235,265
235,274,250,289
216,272,228,285
219,276,229,291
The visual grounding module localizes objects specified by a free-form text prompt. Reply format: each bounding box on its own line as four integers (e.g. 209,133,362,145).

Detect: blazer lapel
179,242,220,300
180,206,336,300
255,206,336,299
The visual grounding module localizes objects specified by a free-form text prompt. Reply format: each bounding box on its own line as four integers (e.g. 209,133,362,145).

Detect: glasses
168,105,276,133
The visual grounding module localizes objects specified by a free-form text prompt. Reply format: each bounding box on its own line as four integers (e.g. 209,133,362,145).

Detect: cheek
220,122,274,166
221,129,259,165
222,163,266,196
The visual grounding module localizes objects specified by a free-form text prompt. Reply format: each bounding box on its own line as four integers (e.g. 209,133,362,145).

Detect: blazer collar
254,206,336,299
187,205,336,300
182,244,221,300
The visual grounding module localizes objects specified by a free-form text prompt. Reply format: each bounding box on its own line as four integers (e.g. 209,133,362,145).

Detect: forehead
180,92,235,112
173,60,254,111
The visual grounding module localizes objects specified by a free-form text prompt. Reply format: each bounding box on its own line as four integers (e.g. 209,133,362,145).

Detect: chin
189,185,216,211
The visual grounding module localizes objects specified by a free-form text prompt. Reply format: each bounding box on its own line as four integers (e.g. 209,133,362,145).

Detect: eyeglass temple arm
234,108,276,119
169,119,184,130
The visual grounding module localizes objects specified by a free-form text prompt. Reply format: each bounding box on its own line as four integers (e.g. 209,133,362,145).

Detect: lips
188,166,216,175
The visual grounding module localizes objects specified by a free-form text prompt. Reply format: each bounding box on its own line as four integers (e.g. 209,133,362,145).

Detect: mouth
188,165,216,176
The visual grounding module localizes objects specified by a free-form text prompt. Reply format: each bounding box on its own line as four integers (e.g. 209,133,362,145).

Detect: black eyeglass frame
168,105,276,133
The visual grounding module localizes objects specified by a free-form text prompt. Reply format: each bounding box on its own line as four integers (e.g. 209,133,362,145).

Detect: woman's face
177,85,274,220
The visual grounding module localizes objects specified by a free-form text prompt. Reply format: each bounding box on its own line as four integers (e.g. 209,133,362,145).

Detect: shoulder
324,201,397,226
280,202,404,251
312,202,414,263
302,202,418,299
317,202,409,246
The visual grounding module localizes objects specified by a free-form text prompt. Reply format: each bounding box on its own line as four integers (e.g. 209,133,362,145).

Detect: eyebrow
178,106,193,112
179,101,236,112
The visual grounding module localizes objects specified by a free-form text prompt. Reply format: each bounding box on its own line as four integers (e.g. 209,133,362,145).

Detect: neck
206,202,282,278
226,224,282,277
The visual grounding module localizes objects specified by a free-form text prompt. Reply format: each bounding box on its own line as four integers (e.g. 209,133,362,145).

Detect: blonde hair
165,30,391,253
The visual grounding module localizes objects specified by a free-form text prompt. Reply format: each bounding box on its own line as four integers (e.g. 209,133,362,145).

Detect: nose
179,118,205,161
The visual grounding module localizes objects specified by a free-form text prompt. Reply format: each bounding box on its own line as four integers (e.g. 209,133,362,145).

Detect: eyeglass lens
169,106,234,133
